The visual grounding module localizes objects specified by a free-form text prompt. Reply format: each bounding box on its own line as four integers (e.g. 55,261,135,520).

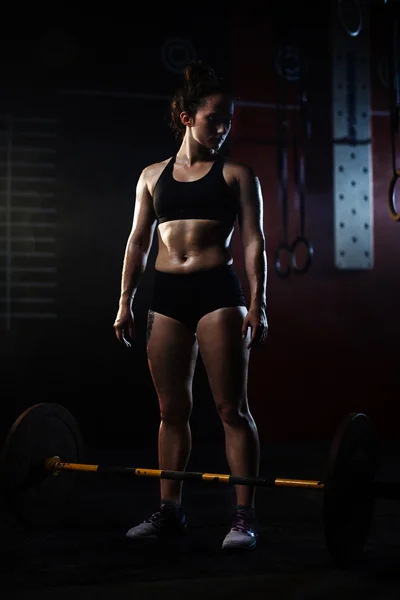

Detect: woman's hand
113,301,135,348
241,306,268,350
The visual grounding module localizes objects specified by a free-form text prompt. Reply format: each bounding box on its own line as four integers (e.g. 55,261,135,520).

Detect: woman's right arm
114,167,157,343
119,168,157,304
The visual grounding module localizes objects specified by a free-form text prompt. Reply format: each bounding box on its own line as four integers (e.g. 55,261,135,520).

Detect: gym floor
1,438,399,600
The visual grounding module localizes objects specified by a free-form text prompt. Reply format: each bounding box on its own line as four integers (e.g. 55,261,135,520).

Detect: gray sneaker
221,509,258,550
125,503,187,541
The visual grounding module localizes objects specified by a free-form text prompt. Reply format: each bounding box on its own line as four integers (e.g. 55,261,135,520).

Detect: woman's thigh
196,306,250,411
147,310,199,417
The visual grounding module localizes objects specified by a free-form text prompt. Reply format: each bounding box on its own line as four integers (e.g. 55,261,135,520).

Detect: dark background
0,1,399,451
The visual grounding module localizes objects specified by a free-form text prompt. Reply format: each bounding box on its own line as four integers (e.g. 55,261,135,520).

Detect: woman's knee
159,393,193,425
216,399,251,427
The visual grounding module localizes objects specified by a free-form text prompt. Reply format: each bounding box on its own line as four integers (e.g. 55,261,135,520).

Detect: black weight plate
323,412,378,568
0,402,85,527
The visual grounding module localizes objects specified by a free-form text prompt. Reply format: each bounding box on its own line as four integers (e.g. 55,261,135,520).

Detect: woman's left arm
237,164,268,348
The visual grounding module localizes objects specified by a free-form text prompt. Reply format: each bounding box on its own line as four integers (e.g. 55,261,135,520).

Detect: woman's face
189,93,234,151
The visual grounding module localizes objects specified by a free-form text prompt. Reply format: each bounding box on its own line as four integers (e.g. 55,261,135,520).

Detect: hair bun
184,60,216,83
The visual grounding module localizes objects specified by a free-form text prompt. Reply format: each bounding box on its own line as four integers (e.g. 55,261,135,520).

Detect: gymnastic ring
338,0,362,38
388,169,400,222
274,242,292,279
291,236,314,274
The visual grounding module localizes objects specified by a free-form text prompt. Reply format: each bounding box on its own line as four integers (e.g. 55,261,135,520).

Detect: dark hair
169,61,233,141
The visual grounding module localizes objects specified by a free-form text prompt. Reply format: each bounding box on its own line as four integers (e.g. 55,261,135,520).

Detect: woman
113,61,268,550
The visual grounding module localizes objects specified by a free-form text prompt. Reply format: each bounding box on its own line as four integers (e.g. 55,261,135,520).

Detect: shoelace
231,511,255,534
144,509,163,524
144,505,178,525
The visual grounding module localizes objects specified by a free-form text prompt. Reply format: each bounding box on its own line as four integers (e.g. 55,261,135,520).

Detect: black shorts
150,264,247,333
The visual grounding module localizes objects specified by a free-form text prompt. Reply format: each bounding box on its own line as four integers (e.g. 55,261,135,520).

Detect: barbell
0,402,397,569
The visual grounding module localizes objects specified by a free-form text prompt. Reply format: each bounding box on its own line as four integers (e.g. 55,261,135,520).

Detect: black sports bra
153,154,238,229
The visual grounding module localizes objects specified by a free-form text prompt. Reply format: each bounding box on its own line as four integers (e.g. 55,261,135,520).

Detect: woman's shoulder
221,156,257,181
141,157,173,190
142,156,173,178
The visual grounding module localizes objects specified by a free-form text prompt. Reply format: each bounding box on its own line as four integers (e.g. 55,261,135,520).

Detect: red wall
228,7,400,441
